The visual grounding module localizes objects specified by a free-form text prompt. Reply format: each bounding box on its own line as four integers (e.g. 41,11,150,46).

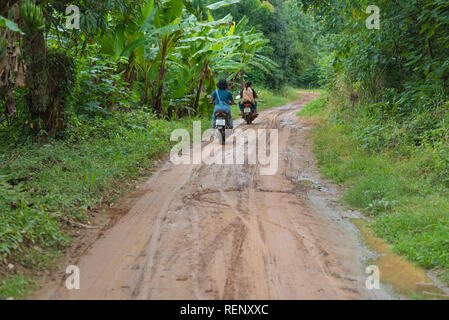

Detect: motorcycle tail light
218,113,224,117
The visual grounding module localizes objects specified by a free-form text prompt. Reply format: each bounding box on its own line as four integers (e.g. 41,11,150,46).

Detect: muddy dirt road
33,92,391,300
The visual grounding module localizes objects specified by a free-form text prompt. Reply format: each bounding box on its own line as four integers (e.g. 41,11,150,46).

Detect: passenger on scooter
211,79,235,129
239,81,258,116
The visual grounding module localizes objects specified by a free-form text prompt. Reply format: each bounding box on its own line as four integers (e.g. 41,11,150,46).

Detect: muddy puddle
351,219,449,300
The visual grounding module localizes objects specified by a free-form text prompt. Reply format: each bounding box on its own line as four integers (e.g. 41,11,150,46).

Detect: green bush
304,91,449,282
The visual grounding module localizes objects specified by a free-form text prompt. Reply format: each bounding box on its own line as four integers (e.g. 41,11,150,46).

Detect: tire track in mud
132,166,196,299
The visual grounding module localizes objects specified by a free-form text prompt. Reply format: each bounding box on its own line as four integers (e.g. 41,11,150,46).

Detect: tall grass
299,91,449,284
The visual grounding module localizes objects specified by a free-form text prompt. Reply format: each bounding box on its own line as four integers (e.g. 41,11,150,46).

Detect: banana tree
0,3,23,120
121,0,234,117
167,13,277,116
149,0,241,116
178,0,241,112
183,0,241,21
112,0,186,117
93,0,276,119
216,17,278,89
174,14,238,113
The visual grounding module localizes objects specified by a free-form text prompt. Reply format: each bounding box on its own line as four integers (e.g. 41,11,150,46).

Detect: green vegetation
259,87,302,110
0,275,31,300
294,0,449,286
215,0,321,88
299,92,449,285
297,91,326,117
1,0,280,136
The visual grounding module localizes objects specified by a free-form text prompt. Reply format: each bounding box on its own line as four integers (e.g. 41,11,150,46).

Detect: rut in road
33,92,391,300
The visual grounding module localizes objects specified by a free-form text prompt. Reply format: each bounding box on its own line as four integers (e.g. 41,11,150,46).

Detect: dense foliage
215,0,321,88
302,0,449,118
1,0,281,136
298,0,449,188
298,0,449,285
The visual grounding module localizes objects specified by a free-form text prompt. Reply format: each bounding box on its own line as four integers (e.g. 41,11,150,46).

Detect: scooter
241,101,258,125
213,111,232,145
236,95,258,125
207,94,233,145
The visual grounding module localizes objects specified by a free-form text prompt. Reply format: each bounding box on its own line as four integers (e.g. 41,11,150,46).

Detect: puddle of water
351,218,448,300
279,119,305,130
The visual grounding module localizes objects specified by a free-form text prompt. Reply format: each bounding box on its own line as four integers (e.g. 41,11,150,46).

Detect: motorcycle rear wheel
219,128,226,145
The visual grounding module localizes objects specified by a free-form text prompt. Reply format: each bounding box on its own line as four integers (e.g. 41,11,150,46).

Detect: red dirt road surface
32,92,391,300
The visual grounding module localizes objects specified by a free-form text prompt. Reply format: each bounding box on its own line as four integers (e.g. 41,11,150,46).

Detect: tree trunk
393,39,404,84
193,58,208,113
23,28,49,132
229,69,244,91
0,1,24,118
152,36,168,118
124,51,137,88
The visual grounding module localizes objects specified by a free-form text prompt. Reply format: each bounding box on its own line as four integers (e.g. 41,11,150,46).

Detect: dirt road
33,92,391,300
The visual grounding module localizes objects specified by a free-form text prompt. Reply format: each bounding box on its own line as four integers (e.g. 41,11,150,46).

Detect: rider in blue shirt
211,79,235,128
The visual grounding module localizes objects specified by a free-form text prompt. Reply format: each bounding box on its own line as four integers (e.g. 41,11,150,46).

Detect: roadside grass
297,91,327,117
299,91,449,285
0,88,299,299
0,276,31,300
257,87,302,111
